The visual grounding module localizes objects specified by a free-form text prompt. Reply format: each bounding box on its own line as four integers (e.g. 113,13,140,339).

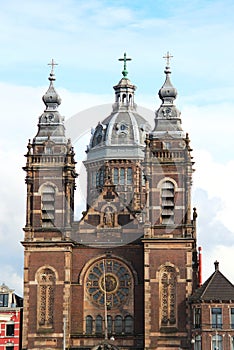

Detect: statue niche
103,207,114,228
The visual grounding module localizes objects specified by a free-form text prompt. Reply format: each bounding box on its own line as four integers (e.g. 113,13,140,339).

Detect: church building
21,54,234,350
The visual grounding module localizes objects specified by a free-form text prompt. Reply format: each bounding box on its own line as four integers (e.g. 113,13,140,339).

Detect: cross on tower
163,51,173,66
48,58,58,74
118,52,132,78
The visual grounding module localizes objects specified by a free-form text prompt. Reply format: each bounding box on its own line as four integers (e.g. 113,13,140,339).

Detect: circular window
85,259,132,309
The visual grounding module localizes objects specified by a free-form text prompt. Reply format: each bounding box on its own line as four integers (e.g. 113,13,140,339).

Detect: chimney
214,260,219,271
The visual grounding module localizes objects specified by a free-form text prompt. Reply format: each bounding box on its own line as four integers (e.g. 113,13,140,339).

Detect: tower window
38,268,55,328
96,168,104,188
113,168,119,185
127,168,132,185
161,181,175,224
120,168,125,185
41,185,55,227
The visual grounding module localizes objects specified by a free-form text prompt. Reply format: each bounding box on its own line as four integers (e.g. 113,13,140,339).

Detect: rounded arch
157,262,180,278
157,177,178,190
35,265,58,282
78,254,138,286
38,182,58,195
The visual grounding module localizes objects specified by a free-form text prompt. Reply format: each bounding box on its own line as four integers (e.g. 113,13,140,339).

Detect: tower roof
33,59,67,145
86,53,151,162
190,261,234,302
151,52,184,138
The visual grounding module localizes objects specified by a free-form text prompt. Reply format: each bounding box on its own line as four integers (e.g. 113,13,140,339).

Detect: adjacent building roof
190,261,234,302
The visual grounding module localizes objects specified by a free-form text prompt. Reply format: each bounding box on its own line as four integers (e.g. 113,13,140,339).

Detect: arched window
38,268,55,327
160,265,177,327
212,334,222,350
122,94,126,103
41,185,55,227
85,315,93,334
161,181,175,224
114,315,123,334
124,315,134,334
95,315,103,334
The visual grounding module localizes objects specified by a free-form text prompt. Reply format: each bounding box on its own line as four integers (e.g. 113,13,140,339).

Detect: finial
163,51,173,67
118,52,132,78
47,59,58,81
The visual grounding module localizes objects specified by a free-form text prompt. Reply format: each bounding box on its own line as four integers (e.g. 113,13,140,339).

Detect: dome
86,77,151,162
42,71,61,109
91,110,150,148
158,66,177,101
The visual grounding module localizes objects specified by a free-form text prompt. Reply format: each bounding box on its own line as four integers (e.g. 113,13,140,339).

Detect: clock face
85,259,132,309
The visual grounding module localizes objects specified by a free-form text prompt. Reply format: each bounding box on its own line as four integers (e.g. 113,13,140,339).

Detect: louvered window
41,185,55,227
161,181,174,224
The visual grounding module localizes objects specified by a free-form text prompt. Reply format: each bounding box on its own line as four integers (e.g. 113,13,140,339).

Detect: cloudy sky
0,0,234,295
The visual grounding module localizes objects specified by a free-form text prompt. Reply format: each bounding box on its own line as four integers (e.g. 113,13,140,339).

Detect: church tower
22,61,77,350
143,53,198,349
22,55,198,350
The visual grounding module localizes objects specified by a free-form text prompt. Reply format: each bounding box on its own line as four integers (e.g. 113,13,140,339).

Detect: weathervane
163,51,173,66
118,52,132,78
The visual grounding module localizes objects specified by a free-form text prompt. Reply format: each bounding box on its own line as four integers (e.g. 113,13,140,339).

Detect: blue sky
0,0,234,295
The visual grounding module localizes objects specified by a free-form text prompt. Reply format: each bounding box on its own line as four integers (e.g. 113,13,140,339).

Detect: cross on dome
118,52,132,78
163,51,173,67
48,59,58,75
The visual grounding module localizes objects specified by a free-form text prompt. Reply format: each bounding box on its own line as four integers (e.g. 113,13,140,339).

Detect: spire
33,60,66,145
152,52,183,135
158,52,177,103
42,59,61,110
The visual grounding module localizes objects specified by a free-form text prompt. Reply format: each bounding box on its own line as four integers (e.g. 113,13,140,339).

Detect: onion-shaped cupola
152,52,184,136
86,53,151,162
33,59,67,145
